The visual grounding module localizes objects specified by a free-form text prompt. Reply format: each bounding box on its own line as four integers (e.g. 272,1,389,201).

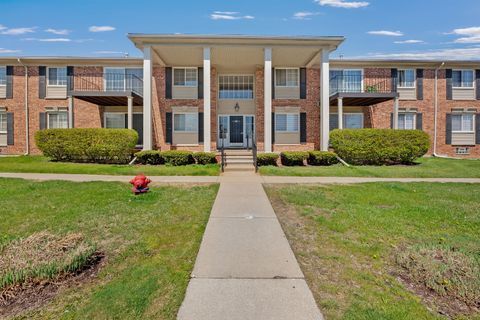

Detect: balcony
69,73,143,106
329,74,398,106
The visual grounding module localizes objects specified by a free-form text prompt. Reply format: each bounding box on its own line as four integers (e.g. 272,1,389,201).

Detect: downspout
17,58,29,155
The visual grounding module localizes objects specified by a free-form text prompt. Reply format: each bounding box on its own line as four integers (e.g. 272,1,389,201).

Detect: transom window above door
219,75,254,99
173,68,198,87
47,67,67,86
398,69,415,88
275,68,299,87
452,70,474,88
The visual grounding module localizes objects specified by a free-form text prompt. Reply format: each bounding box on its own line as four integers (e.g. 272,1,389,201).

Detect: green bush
256,153,279,166
35,128,138,164
193,152,217,165
280,151,309,166
307,151,339,166
134,150,164,165
330,129,430,165
161,150,195,166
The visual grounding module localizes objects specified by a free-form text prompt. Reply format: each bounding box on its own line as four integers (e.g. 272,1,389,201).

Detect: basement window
455,147,470,155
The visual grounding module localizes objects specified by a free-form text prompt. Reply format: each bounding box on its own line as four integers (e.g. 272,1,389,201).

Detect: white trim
218,73,255,100
46,66,67,87
397,68,416,89
172,67,198,87
274,67,300,88
217,114,255,148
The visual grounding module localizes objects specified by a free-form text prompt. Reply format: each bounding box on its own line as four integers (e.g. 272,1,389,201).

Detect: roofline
127,33,345,41
0,56,142,61
331,58,480,66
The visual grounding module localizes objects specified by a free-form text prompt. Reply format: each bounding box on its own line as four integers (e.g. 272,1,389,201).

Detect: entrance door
229,116,244,145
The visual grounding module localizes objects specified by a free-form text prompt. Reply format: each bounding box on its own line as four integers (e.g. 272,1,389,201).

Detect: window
275,68,299,87
47,112,68,129
330,69,362,93
344,113,363,128
104,68,143,92
218,75,254,99
105,113,126,129
452,113,474,132
0,67,6,86
455,147,470,155
452,70,474,88
0,112,6,146
173,68,197,87
398,69,415,88
275,113,299,132
174,113,198,132
398,113,416,130
47,67,67,86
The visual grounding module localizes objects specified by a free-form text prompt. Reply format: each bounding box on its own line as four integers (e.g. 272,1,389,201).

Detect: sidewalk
177,172,323,320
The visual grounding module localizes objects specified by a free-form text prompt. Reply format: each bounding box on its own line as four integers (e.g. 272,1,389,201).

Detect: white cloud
293,11,321,20
367,30,404,37
447,26,480,44
0,25,6,31
23,37,71,42
210,11,254,20
355,47,480,60
89,26,116,32
0,48,21,54
315,0,369,9
394,39,424,44
45,28,70,35
0,26,36,35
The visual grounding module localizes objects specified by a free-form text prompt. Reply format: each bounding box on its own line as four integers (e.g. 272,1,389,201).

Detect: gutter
17,58,29,155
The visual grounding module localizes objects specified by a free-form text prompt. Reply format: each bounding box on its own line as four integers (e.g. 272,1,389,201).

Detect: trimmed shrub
134,150,164,165
256,153,279,166
308,151,339,166
193,152,217,165
330,129,430,165
161,150,195,166
35,128,138,164
280,151,309,166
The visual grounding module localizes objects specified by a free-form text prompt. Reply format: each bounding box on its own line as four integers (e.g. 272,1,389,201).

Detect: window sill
47,85,67,88
174,144,199,147
275,86,300,89
173,85,198,88
452,87,474,90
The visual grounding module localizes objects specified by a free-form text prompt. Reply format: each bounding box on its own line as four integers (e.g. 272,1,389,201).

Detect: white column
203,47,211,152
68,96,74,128
393,97,399,129
264,47,272,153
127,96,133,130
338,97,343,129
143,45,153,150
320,48,330,151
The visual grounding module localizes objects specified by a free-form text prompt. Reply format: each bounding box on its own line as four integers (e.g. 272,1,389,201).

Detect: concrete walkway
177,172,323,320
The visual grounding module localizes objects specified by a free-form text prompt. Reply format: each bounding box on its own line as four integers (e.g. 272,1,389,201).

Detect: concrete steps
220,150,255,172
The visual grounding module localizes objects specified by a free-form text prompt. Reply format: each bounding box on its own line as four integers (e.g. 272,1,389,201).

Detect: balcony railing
330,74,392,96
69,73,143,97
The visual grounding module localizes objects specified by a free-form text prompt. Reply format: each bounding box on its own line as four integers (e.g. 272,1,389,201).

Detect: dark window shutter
198,112,204,143
165,112,172,143
165,67,172,99
390,113,394,129
476,114,480,144
271,68,275,99
39,112,47,129
391,69,398,92
6,112,14,145
300,112,307,143
416,113,423,130
300,68,307,99
271,112,275,144
39,66,46,99
329,113,338,131
416,69,424,100
446,69,452,100
445,113,452,144
6,66,13,99
124,114,128,128
476,70,480,100
198,67,203,99
67,66,74,92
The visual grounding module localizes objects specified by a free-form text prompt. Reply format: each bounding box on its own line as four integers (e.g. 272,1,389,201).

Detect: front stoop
223,150,255,172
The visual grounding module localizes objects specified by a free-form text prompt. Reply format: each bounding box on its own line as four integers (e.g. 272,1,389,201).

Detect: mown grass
260,157,480,178
0,178,218,319
0,156,220,176
266,183,480,320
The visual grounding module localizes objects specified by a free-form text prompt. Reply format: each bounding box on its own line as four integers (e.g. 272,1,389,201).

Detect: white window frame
47,67,67,87
275,113,300,133
218,74,255,100
173,112,198,133
275,68,300,88
46,111,68,129
452,113,475,133
104,112,126,129
0,66,6,87
452,69,475,89
0,111,6,147
398,69,416,88
173,67,198,87
398,112,417,130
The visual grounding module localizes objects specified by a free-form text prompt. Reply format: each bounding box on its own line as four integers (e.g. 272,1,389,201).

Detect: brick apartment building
0,34,479,158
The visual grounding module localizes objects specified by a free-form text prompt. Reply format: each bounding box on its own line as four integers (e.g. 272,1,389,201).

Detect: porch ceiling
329,92,399,107
71,91,143,106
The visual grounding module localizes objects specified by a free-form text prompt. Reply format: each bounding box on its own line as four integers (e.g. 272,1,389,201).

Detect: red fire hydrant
130,174,151,195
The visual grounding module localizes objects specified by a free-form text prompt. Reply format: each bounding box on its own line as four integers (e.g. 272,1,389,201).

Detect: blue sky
1,0,480,60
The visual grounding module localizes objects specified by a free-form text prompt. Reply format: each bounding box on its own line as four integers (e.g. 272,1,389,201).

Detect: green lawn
260,157,480,178
0,156,219,176
266,183,480,320
0,178,218,319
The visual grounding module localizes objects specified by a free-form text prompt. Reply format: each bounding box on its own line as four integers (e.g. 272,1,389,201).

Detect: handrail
329,74,393,96
252,131,258,173
220,124,226,172
69,72,143,97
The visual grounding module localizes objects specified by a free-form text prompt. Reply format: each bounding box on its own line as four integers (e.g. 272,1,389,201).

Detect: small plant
366,85,378,93
193,152,217,165
256,153,279,166
134,150,164,165
307,151,339,166
280,151,309,166
161,150,195,166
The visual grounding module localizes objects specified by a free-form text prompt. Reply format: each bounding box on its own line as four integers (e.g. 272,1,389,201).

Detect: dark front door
229,116,243,144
